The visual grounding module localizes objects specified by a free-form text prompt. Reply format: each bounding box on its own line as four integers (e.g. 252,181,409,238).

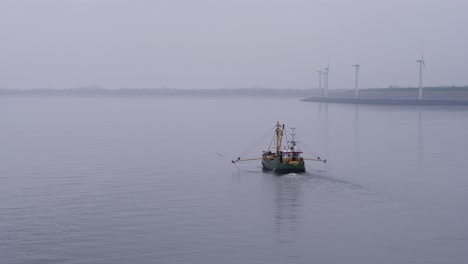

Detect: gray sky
2,0,467,90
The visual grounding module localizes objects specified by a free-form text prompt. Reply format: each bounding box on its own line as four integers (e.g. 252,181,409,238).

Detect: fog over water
2,1,468,263
2,0,468,90
1,96,467,263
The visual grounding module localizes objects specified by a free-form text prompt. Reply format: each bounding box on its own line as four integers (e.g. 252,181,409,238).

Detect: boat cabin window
282,152,300,158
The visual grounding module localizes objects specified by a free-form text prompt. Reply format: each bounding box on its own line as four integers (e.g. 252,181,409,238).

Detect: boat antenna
290,127,296,150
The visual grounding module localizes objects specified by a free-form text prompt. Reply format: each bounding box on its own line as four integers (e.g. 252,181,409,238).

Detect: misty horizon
2,0,468,90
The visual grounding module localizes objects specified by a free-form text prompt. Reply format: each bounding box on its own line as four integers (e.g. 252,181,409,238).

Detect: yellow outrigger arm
231,157,262,163
303,157,327,163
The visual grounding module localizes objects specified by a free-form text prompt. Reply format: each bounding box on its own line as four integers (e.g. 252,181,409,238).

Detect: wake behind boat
232,122,326,173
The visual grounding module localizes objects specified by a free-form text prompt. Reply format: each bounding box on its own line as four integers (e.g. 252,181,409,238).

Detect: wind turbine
317,70,323,97
323,66,329,97
416,54,426,100
353,64,360,98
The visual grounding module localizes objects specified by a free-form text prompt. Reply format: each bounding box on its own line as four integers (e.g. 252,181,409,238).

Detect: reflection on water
418,111,424,167
1,97,468,264
318,103,329,161
263,171,369,248
354,104,359,144
268,174,304,243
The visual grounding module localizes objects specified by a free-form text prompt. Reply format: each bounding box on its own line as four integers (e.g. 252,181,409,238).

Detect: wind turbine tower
323,67,329,97
416,56,426,100
353,64,360,98
317,70,323,97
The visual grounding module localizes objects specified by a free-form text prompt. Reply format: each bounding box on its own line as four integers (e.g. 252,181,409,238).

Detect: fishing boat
232,122,326,173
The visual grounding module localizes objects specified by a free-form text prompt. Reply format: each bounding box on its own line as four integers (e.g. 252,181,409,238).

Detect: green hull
262,157,305,174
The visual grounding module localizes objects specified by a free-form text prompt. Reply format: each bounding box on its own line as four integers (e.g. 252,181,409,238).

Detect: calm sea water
1,96,467,264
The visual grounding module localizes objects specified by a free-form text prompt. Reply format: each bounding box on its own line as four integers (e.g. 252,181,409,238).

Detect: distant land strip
2,87,468,106
0,87,315,97
302,87,468,106
301,97,468,106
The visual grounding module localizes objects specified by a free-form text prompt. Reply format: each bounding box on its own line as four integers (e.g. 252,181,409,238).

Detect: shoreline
301,97,468,106
302,88,468,106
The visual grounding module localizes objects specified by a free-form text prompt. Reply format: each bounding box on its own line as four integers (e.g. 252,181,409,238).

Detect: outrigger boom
232,157,263,163
303,158,326,162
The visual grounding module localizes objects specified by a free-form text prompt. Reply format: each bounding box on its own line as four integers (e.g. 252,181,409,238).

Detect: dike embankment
301,88,468,106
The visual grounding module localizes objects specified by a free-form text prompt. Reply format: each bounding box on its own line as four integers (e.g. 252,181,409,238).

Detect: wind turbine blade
423,60,426,70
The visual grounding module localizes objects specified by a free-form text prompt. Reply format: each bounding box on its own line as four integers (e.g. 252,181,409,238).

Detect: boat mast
275,122,284,153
